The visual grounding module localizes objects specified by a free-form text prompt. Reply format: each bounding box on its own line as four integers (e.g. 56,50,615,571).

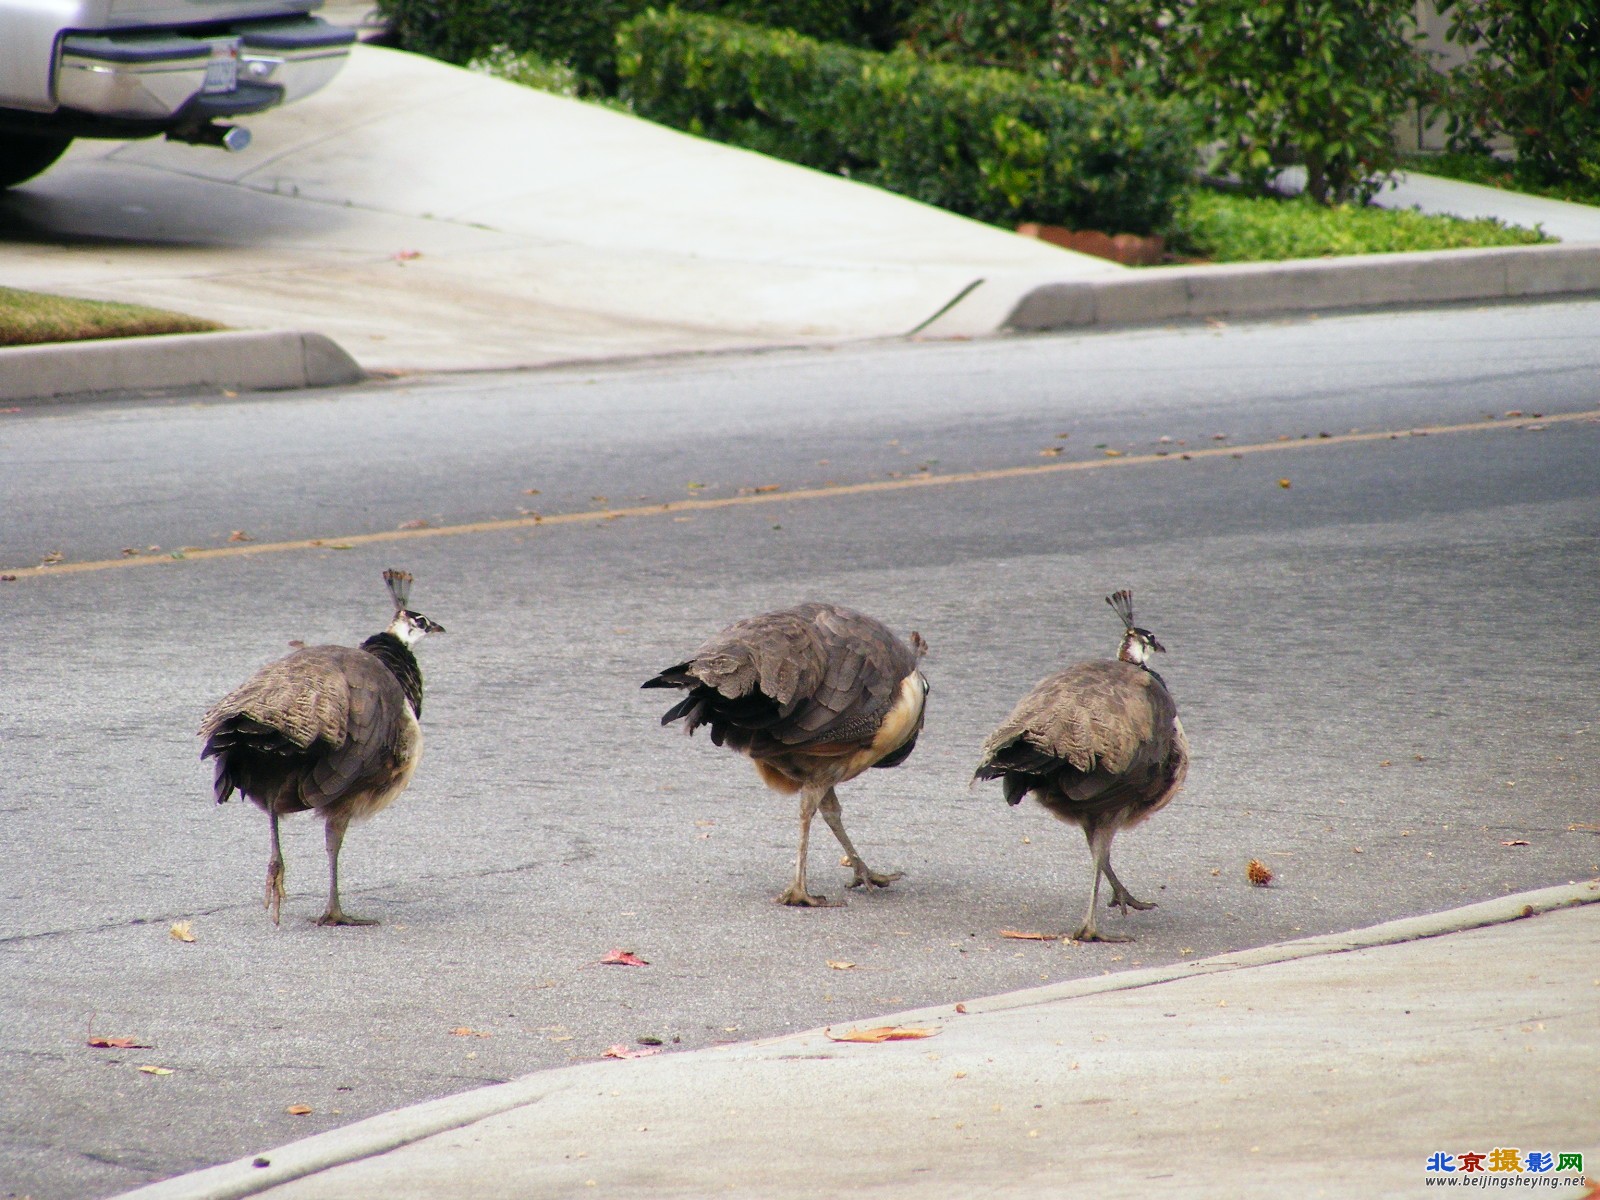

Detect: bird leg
265,810,287,927
1069,824,1133,943
775,787,839,907
316,817,378,926
1101,857,1156,913
819,787,902,890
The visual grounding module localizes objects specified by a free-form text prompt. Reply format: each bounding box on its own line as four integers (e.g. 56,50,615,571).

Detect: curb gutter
0,331,365,404
114,878,1600,1200
1004,242,1600,331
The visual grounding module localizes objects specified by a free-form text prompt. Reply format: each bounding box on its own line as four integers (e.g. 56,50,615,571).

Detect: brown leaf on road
449,1027,491,1038
824,1026,940,1043
285,1104,313,1115
1246,859,1274,887
826,960,856,970
169,921,196,943
999,930,1058,941
1038,446,1063,457
228,530,254,542
602,1044,663,1060
594,949,649,967
88,1036,151,1049
137,1065,173,1075
1501,839,1531,847
397,519,430,530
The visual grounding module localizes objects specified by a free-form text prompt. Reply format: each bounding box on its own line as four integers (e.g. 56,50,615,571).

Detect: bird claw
1069,926,1134,944
848,867,903,890
775,886,842,908
1108,894,1157,913
315,908,379,927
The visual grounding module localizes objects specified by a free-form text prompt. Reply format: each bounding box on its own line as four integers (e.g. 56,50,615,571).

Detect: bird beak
423,617,446,634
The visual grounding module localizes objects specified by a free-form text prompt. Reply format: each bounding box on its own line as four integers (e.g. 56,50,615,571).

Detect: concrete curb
0,331,365,404
113,878,1600,1200
1003,241,1600,331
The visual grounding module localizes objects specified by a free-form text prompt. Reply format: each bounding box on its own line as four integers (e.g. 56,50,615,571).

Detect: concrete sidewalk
0,44,1112,377
118,881,1599,1199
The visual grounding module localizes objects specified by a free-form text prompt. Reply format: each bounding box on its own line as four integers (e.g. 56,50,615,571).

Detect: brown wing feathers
645,602,918,755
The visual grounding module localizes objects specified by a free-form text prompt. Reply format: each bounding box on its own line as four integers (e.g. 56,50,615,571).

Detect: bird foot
1108,893,1157,913
1068,925,1134,944
848,867,903,890
775,884,842,908
315,908,379,927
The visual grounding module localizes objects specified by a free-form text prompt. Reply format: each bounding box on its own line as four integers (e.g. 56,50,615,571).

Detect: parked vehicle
0,0,355,188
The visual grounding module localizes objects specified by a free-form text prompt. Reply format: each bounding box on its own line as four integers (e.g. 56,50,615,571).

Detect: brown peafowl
645,601,929,907
199,569,443,926
974,590,1187,942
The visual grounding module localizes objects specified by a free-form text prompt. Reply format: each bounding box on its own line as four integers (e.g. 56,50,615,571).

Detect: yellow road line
7,409,1595,582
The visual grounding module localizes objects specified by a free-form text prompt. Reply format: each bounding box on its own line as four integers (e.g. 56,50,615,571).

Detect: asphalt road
3,300,1599,1200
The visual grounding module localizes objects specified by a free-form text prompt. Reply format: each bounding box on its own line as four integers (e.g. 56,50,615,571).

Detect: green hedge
375,0,915,90
617,12,1196,234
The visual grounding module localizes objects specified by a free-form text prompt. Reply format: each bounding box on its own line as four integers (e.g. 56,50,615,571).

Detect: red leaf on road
88,1036,151,1049
597,949,649,967
602,1044,662,1060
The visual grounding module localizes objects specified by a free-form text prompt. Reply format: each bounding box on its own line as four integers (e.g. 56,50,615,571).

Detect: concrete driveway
0,45,1114,373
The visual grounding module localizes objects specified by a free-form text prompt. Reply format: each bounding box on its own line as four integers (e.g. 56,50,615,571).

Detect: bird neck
361,631,424,717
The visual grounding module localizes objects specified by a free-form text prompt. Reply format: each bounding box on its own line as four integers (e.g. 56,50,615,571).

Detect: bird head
382,569,445,645
1106,589,1165,665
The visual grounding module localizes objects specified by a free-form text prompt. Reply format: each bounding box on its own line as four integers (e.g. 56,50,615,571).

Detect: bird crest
383,569,413,613
1106,589,1136,630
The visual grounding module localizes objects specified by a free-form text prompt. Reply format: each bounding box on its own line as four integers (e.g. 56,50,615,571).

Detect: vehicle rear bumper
56,15,353,122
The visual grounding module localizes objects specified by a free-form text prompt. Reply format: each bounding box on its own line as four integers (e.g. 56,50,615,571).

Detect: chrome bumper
57,17,353,121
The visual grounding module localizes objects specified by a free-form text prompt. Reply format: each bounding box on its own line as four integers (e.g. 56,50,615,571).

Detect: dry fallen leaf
824,1026,940,1043
228,530,254,543
138,1065,173,1075
1246,859,1274,887
999,930,1058,941
285,1104,313,1115
397,519,430,530
169,921,195,943
1278,478,1291,489
1103,449,1124,458
1038,446,1063,457
602,1044,662,1060
596,949,649,967
88,1035,150,1049
1501,839,1531,847
449,1027,491,1038
826,961,856,971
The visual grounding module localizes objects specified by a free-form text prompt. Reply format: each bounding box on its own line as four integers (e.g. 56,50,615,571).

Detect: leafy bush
1167,188,1551,262
616,11,1196,234
905,0,1429,205
375,0,917,91
1434,0,1600,192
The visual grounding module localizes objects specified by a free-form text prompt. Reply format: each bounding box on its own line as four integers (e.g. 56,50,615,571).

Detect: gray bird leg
775,787,837,907
1070,824,1133,943
819,787,902,890
316,817,378,926
265,809,287,926
1101,856,1156,913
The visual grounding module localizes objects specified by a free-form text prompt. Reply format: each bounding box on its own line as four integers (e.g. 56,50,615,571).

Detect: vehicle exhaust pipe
166,122,252,152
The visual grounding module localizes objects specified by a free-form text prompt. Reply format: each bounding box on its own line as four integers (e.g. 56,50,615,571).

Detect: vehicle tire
0,132,73,188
